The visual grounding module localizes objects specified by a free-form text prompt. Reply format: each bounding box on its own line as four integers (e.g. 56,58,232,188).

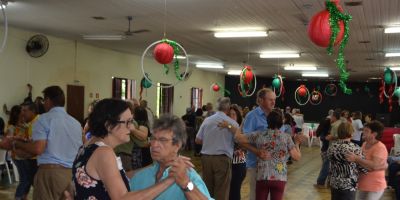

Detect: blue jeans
14,159,37,199
317,151,329,185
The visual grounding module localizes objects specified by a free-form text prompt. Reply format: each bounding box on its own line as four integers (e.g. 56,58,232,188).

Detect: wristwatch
183,181,194,192
227,124,232,129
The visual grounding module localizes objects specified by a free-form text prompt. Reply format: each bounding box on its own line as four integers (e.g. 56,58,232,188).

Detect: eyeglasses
116,119,135,127
149,136,174,144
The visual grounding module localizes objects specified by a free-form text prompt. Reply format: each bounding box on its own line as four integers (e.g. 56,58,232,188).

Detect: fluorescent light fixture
196,63,224,69
176,55,186,59
384,27,400,33
260,52,300,58
369,77,381,80
214,31,268,38
82,35,126,40
385,53,400,57
284,65,317,70
227,70,242,75
390,67,400,71
302,73,329,77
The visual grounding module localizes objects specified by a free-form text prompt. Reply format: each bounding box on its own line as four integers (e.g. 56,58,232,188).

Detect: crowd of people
0,85,397,200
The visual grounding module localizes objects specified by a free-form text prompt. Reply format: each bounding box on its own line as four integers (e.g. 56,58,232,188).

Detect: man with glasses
130,114,211,200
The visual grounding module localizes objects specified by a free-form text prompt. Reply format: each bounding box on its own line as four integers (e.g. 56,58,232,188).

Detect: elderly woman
231,110,302,200
72,99,185,199
346,120,388,200
327,122,367,200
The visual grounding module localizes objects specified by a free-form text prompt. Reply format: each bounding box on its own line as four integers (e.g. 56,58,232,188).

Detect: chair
390,134,400,156
11,160,19,182
0,149,12,184
302,125,311,147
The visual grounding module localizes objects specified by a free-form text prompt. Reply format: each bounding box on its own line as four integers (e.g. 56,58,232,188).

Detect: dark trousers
256,180,286,200
316,151,329,185
331,188,355,200
14,159,38,198
229,163,246,200
388,162,400,200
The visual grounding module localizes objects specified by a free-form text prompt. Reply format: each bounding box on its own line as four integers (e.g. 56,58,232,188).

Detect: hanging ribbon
326,0,352,94
161,39,183,81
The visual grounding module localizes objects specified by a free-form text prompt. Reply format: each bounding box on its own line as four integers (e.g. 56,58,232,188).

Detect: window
112,77,136,100
191,87,203,111
156,83,174,116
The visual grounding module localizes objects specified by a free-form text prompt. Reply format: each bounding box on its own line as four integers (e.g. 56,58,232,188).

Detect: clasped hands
167,155,194,188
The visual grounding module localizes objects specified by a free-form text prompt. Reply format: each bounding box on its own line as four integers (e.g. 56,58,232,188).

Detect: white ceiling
4,0,400,81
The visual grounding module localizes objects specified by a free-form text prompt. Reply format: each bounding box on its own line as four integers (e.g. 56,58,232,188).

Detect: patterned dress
327,140,368,191
247,129,295,181
73,142,130,200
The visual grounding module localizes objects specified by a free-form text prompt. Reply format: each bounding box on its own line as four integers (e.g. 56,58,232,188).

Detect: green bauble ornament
272,78,280,88
384,68,395,84
395,87,400,98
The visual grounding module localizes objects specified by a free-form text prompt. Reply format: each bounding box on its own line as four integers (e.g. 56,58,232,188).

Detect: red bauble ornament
308,5,344,47
242,66,254,84
153,43,174,64
298,85,307,97
212,84,220,92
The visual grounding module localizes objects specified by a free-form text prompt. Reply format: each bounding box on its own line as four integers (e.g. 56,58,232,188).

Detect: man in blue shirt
242,88,276,200
130,114,212,200
195,97,239,200
12,86,82,200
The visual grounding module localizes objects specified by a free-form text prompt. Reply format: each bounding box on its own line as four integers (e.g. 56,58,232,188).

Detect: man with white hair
195,97,239,200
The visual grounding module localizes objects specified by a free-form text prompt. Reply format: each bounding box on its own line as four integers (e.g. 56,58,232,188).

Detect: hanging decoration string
0,0,8,53
163,0,167,38
326,0,352,94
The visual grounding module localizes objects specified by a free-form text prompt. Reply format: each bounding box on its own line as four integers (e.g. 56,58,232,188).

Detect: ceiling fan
83,16,150,40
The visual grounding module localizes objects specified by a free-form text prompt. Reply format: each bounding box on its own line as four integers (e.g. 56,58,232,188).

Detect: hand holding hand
169,157,190,188
257,149,271,161
345,152,357,162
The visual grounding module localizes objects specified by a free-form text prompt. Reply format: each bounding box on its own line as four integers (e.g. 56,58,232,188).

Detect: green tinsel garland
326,0,352,94
161,39,183,81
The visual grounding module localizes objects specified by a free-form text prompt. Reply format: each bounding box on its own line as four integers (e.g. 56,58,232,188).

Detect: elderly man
11,86,82,200
242,88,276,200
130,114,212,200
195,97,239,200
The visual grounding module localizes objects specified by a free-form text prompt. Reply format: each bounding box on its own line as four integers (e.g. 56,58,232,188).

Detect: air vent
92,16,106,20
359,40,370,44
344,1,363,7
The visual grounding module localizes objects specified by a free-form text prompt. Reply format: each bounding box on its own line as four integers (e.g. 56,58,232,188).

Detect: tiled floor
0,146,395,199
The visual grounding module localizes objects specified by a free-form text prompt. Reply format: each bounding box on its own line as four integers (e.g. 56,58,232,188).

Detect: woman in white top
351,111,363,146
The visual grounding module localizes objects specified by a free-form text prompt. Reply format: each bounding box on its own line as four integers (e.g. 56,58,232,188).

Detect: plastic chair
11,160,19,182
302,125,311,147
0,149,12,184
390,134,400,156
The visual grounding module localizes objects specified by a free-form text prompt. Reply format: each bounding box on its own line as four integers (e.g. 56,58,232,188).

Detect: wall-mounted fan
26,34,49,58
83,16,150,40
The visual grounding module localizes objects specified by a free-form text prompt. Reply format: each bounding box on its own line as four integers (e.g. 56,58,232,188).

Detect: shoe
313,184,326,189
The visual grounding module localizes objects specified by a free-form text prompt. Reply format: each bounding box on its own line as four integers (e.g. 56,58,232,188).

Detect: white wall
0,27,225,121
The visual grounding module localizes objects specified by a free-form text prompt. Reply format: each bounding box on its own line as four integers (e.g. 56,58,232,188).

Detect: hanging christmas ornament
210,82,230,95
141,39,189,88
310,90,323,105
139,73,152,100
153,42,174,64
308,0,352,94
272,75,285,100
295,85,310,106
308,1,344,47
238,65,257,97
324,83,338,96
379,67,398,112
395,87,400,98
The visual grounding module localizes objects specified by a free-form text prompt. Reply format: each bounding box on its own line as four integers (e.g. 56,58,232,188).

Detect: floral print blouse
73,142,130,200
247,129,295,181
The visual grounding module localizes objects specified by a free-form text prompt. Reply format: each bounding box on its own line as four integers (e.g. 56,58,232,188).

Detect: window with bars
191,87,203,111
112,77,136,100
156,83,174,116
